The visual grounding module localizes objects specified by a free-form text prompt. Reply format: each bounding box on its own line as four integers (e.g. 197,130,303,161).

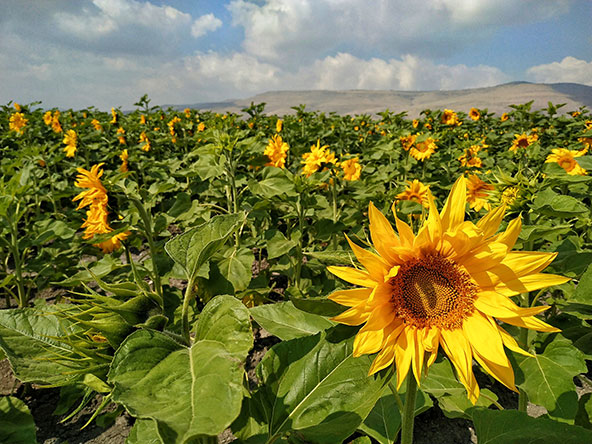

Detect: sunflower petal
477,205,506,238
345,235,390,282
475,291,552,318
353,304,396,357
328,288,372,307
392,202,415,247
496,216,522,249
440,328,480,404
369,202,400,262
330,302,370,326
490,273,571,297
411,328,426,385
440,176,467,232
327,266,376,287
395,327,415,389
414,190,442,249
463,311,508,367
473,350,517,391
499,314,561,332
498,326,533,357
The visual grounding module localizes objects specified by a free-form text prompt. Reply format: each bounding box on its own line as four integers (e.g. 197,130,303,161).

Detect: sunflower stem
400,374,418,444
181,276,196,346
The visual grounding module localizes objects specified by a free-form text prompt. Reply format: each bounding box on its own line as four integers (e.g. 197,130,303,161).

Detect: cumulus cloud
191,14,223,38
228,0,573,64
527,57,592,86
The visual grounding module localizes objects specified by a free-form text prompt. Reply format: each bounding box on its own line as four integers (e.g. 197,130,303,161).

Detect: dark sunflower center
390,254,477,329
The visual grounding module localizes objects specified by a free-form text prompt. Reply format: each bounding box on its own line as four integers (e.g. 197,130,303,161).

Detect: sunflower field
1,96,592,444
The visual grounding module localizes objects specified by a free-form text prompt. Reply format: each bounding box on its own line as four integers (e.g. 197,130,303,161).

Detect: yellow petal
459,241,508,274
328,288,372,307
475,291,552,318
368,324,404,375
473,350,517,391
330,302,370,326
440,328,480,404
395,327,415,389
498,251,558,276
368,201,400,263
327,266,376,287
392,202,415,247
440,176,467,232
462,311,508,367
499,315,561,333
345,234,390,282
414,190,442,250
495,216,522,249
476,205,506,238
411,328,426,385
353,304,396,357
498,326,533,357
491,273,571,297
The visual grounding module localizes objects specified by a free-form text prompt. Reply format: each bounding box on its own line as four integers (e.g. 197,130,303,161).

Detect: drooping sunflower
466,174,493,211
327,176,568,403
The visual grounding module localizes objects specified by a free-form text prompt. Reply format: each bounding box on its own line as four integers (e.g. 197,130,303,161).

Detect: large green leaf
217,247,254,292
559,263,592,317
532,188,588,218
359,385,432,444
252,326,389,443
109,330,244,443
472,408,592,443
0,305,87,386
250,301,335,341
126,418,162,444
421,358,498,418
0,396,37,444
164,213,244,282
194,295,253,360
514,335,587,421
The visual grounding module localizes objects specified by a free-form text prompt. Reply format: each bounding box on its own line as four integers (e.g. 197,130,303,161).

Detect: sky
1,0,591,110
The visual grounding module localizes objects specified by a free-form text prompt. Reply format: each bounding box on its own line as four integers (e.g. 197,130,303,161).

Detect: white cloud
191,13,223,38
527,57,592,85
228,0,573,64
288,53,508,91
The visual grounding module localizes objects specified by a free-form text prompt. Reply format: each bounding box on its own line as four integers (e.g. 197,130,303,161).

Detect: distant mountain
172,82,592,117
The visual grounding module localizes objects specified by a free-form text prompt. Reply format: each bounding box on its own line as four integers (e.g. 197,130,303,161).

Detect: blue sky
1,0,591,110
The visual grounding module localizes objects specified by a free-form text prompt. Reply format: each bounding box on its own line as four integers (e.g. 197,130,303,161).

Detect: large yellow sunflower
327,176,568,403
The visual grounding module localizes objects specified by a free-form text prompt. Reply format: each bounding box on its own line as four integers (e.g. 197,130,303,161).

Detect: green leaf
0,305,87,386
254,326,389,443
194,295,253,360
532,188,588,218
421,358,497,418
248,169,297,198
109,329,243,443
290,296,346,317
575,393,592,430
165,213,244,283
217,247,254,292
250,301,335,341
0,396,37,444
472,408,592,444
514,335,587,421
359,385,432,444
303,249,356,266
265,230,297,260
126,418,162,444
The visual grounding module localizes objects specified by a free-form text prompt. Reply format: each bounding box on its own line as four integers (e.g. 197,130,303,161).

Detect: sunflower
441,109,459,126
327,176,568,403
264,135,289,169
509,133,538,152
469,108,481,121
545,148,587,175
466,174,493,211
400,134,416,151
409,137,437,161
396,179,430,208
301,140,336,177
341,157,362,181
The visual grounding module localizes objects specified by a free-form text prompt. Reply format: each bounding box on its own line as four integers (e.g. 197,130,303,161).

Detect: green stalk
294,196,305,290
7,211,27,307
331,175,338,250
181,276,196,345
400,374,418,444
